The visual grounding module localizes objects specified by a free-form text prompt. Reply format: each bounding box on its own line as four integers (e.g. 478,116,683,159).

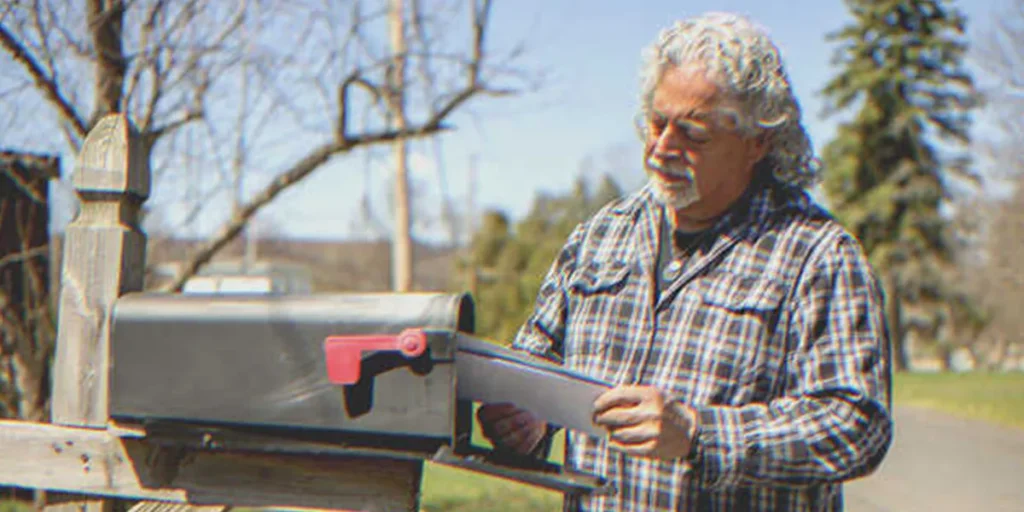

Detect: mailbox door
109,292,473,448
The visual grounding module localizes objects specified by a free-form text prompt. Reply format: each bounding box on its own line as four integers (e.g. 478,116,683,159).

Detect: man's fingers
477,403,522,445
592,386,656,415
477,403,519,424
607,422,659,445
492,409,538,437
593,404,657,428
477,404,545,454
505,422,545,454
608,437,658,456
493,416,545,454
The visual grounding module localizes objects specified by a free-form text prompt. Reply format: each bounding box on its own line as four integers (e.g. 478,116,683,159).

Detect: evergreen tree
821,0,977,370
457,175,623,343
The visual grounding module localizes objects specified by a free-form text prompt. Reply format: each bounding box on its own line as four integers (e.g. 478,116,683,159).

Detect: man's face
644,65,767,228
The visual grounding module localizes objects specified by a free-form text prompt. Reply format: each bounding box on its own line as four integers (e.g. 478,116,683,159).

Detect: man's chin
653,188,701,210
650,179,700,210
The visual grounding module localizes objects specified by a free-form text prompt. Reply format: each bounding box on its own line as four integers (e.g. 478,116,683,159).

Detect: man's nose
652,124,683,160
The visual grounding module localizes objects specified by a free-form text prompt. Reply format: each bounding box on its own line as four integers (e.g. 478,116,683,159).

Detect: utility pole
389,0,412,291
465,154,478,297
235,21,255,274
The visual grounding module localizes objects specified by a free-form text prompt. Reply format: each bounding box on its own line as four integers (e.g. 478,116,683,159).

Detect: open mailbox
108,292,606,495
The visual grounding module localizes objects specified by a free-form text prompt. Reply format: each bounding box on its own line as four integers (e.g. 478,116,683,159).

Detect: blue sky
254,0,1003,242
39,0,1006,241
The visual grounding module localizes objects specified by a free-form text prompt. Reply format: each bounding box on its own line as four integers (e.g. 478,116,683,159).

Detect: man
477,11,893,512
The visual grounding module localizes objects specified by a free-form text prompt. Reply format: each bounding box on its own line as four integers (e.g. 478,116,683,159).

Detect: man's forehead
651,98,728,123
651,66,726,118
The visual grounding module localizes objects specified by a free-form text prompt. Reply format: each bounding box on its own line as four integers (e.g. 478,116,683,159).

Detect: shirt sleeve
509,222,589,460
690,231,894,489
510,221,588,362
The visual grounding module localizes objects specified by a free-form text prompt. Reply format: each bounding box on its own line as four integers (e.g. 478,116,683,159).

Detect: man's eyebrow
651,106,712,121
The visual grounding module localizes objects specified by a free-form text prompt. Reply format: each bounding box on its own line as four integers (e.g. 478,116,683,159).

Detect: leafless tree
1,0,248,153
159,0,522,292
1,0,527,293
0,152,58,423
972,0,1024,183
946,0,1024,369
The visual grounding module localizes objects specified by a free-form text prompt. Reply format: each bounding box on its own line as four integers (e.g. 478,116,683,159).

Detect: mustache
646,155,692,179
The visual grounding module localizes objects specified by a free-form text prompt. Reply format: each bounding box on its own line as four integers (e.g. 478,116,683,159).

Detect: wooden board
1,420,422,512
46,109,148,512
33,115,422,511
51,114,149,428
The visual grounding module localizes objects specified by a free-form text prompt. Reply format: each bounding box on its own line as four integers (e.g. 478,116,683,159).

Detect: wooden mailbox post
0,115,423,512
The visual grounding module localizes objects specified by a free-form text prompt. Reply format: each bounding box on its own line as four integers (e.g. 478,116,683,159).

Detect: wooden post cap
72,114,150,199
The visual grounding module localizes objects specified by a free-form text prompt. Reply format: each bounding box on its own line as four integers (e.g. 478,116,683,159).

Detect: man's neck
668,211,715,234
667,170,770,232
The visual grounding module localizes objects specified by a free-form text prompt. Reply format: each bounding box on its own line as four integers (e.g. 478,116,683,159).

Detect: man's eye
687,128,711,144
679,121,711,144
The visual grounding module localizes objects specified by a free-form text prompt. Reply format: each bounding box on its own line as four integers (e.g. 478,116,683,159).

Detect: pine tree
821,0,977,370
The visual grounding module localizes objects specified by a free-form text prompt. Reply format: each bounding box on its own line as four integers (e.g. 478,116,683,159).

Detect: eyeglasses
647,107,746,146
649,113,713,145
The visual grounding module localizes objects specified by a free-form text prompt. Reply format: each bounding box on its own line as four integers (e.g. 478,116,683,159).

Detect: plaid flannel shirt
512,180,893,511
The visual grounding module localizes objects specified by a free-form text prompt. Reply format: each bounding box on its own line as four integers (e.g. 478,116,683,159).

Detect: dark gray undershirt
654,209,708,301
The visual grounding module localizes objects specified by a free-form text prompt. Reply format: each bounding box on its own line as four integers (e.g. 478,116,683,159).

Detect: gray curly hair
637,12,820,189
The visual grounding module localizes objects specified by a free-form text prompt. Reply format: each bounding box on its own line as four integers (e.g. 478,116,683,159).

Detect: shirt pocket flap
570,259,631,294
701,273,785,311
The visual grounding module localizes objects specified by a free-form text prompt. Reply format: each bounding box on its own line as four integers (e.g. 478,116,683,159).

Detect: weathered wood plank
1,421,423,511
51,113,149,428
126,502,227,512
34,113,424,511
47,113,149,512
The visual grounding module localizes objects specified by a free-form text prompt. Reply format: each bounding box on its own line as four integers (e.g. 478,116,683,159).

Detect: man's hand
592,385,698,461
477,403,547,455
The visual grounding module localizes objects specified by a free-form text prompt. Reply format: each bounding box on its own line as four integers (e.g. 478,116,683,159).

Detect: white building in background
152,260,314,295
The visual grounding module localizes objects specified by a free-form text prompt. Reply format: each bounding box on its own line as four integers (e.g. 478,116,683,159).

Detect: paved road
845,405,1024,512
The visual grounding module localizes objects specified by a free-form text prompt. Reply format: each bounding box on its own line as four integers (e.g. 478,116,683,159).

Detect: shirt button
662,260,683,281
744,445,761,470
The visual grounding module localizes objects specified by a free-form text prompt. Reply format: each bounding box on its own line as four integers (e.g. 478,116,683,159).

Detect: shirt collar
612,172,818,238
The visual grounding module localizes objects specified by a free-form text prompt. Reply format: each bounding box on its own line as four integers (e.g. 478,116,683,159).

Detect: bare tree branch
5,0,529,298
47,1,95,60
161,53,511,293
0,3,13,25
161,120,454,292
0,22,88,136
953,0,1024,368
336,71,383,143
86,0,128,126
0,155,55,421
146,104,203,143
122,0,167,110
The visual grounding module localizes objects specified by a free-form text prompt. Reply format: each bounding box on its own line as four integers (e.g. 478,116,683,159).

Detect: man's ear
747,133,769,163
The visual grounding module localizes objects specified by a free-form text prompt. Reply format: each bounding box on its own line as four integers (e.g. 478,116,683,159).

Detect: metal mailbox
108,291,604,495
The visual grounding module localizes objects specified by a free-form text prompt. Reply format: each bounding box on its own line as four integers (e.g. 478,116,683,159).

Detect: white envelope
454,334,611,438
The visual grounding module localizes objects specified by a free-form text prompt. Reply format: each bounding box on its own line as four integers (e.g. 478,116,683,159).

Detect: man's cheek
643,141,656,158
642,145,657,174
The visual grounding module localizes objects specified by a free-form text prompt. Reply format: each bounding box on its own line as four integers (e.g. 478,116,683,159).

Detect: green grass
421,463,562,511
893,371,1024,430
420,372,1024,509
420,403,566,511
0,501,30,512
6,373,1018,512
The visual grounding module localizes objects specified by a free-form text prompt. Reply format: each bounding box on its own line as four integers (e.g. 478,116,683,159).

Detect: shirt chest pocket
695,273,786,390
565,259,637,368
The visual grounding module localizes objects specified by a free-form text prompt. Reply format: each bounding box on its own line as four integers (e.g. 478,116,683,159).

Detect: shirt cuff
528,422,561,460
691,405,763,489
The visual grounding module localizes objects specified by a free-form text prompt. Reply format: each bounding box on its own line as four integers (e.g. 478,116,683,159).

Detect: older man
478,11,893,512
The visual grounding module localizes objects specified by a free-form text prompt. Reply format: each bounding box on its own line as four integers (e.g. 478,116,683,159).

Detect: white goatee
646,156,701,210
